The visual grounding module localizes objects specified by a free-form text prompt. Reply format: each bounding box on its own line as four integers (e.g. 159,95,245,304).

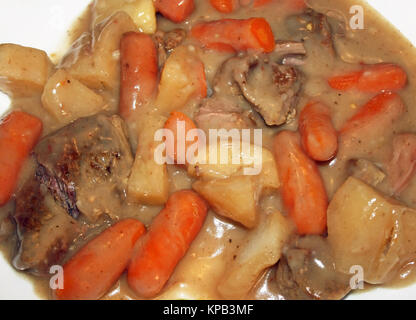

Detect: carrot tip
251,18,275,53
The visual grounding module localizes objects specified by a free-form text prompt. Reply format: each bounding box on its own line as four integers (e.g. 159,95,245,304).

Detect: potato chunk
188,141,280,193
41,69,105,125
128,154,169,205
63,12,136,91
217,211,291,298
127,113,169,205
93,0,156,34
155,46,206,112
327,177,416,284
0,44,52,97
193,175,260,228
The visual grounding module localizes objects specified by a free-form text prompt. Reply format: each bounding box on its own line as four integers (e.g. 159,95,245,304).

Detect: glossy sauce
1,0,416,300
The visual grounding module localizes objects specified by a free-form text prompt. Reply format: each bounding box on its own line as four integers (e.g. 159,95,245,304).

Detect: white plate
0,0,415,300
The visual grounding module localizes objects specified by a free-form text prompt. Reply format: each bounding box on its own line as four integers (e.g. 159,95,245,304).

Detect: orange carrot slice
0,111,42,206
210,0,239,13
328,63,407,93
191,18,275,53
253,0,272,7
299,101,338,161
119,32,158,119
273,131,328,235
163,111,199,165
253,0,306,10
55,219,146,300
155,0,195,23
340,91,405,135
127,190,208,298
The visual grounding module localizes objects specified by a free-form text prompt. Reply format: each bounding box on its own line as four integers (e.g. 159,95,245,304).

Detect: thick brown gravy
1,0,416,300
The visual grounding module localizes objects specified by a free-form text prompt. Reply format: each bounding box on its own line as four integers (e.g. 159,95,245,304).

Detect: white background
0,0,415,299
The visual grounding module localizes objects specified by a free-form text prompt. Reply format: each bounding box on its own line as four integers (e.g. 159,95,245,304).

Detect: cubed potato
257,147,280,194
41,69,105,125
192,175,260,228
93,0,156,34
217,211,291,299
155,46,205,113
128,113,169,205
0,44,53,97
187,141,280,193
128,155,169,205
63,11,136,91
327,177,416,284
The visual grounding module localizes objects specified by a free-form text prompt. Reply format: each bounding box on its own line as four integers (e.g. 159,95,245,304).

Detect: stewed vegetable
0,0,416,300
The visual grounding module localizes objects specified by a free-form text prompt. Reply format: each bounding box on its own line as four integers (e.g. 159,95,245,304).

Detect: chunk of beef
386,133,416,194
12,177,79,275
274,40,306,66
34,114,133,222
194,96,255,132
234,55,302,126
286,8,345,56
348,159,386,188
208,53,302,127
274,40,307,57
0,201,14,242
153,29,187,68
275,235,351,300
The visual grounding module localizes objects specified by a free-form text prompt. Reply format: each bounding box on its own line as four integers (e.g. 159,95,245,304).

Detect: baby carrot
328,63,407,93
340,91,405,135
338,91,405,161
253,0,306,10
127,190,208,298
253,0,272,7
253,0,273,8
155,0,195,23
0,111,42,206
210,0,239,13
163,111,199,165
273,131,328,235
119,32,158,119
299,101,338,161
55,219,146,300
191,18,275,53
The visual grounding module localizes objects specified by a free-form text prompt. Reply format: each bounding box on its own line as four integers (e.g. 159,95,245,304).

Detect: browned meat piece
209,53,302,127
34,114,133,222
348,159,386,188
164,29,187,51
194,96,255,132
275,235,351,300
274,40,307,57
234,55,302,126
386,133,416,194
285,8,345,56
318,12,335,54
0,202,14,242
153,29,187,67
152,31,167,68
274,40,306,66
12,177,79,275
211,54,246,98
281,56,305,66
